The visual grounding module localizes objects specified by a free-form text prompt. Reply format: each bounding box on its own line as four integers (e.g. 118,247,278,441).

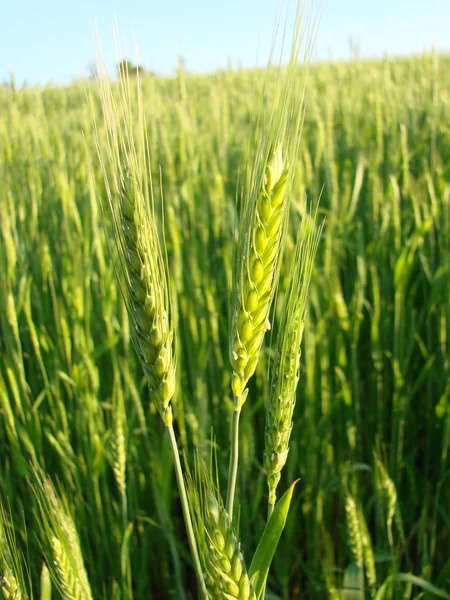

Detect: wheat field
0,49,449,598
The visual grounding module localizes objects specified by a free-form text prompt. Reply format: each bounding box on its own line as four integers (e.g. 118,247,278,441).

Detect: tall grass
0,44,449,597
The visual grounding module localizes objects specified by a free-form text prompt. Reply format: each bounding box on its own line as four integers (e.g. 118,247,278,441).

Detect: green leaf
375,573,450,600
343,563,364,600
249,480,299,598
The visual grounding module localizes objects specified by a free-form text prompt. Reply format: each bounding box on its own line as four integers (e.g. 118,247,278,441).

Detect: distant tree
117,59,147,78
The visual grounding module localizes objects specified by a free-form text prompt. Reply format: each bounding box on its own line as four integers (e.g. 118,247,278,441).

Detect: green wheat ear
186,457,256,600
90,57,176,426
33,477,93,600
0,507,28,600
0,575,22,600
264,209,323,507
226,0,316,519
230,143,289,406
229,3,315,409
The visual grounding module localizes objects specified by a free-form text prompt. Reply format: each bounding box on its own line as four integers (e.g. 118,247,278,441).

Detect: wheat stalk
264,210,322,509
90,36,207,598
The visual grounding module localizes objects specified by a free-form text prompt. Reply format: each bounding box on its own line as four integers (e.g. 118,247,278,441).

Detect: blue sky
1,0,449,85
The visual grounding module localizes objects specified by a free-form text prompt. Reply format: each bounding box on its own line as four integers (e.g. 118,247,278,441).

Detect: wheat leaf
248,480,298,598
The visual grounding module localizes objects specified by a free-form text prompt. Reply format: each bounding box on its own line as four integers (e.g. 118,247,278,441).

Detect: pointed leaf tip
249,480,299,598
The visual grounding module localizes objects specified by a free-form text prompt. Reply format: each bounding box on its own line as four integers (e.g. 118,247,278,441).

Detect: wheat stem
166,424,208,599
225,406,241,518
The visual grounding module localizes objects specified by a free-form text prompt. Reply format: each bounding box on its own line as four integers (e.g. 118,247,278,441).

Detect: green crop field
0,45,449,599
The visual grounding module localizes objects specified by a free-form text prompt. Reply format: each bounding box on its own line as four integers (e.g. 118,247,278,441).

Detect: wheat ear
50,537,88,600
358,505,376,596
374,451,399,550
226,2,317,517
264,211,322,509
345,492,364,569
187,458,256,600
91,60,176,426
230,143,289,403
34,478,93,600
0,507,27,600
0,575,22,600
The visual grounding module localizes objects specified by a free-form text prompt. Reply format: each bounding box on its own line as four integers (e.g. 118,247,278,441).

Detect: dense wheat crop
0,51,449,598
